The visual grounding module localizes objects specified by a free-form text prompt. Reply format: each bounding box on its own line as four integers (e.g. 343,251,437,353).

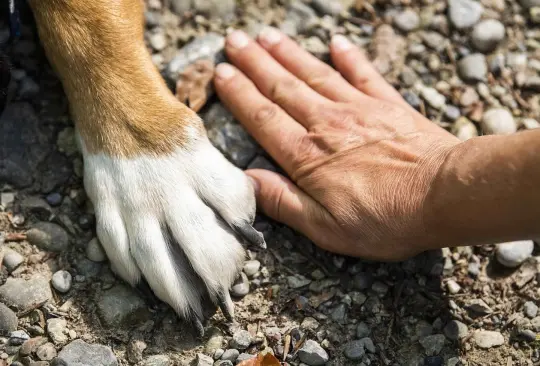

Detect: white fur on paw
80,136,260,322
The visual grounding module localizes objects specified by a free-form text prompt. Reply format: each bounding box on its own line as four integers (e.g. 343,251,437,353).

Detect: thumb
245,169,332,241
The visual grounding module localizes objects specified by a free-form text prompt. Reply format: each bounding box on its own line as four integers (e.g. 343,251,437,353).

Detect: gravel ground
1,0,540,365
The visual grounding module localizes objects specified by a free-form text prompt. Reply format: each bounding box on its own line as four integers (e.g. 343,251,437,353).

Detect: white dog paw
81,135,265,334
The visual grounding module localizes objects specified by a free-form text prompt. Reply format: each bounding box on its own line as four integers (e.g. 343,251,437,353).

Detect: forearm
425,128,540,249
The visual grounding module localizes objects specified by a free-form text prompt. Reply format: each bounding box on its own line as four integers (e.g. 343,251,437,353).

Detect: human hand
213,28,462,261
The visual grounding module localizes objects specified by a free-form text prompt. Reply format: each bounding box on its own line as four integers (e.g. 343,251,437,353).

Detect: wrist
423,130,540,250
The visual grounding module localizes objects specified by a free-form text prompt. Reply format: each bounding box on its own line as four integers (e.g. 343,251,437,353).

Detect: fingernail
258,26,282,47
331,34,352,51
248,176,260,195
228,30,249,49
215,63,236,80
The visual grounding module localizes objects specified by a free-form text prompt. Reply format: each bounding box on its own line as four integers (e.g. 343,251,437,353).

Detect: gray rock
51,270,72,293
422,31,447,51
403,90,421,108
518,329,537,342
359,337,376,353
0,303,17,332
167,33,225,81
481,108,517,135
26,222,69,252
231,273,249,298
419,86,447,109
47,318,68,345
36,342,57,361
75,258,102,278
448,0,484,29
214,361,233,366
330,303,347,324
205,103,259,169
57,340,117,366
0,277,52,313
298,340,329,366
282,1,319,36
141,355,171,366
205,328,224,354
524,301,538,318
19,197,52,220
194,353,214,366
97,284,150,327
452,117,478,141
192,0,236,19
230,330,252,350
148,31,167,51
311,0,343,15
419,334,446,356
10,330,30,345
287,275,312,289
443,320,468,340
86,238,107,262
343,340,365,360
458,54,487,81
242,260,260,277
19,77,40,99
214,349,224,360
467,299,493,315
394,9,420,32
3,250,24,272
473,330,504,349
471,19,506,52
220,349,239,362
520,0,540,9
496,240,534,267
356,322,371,339
524,76,540,92
444,105,461,121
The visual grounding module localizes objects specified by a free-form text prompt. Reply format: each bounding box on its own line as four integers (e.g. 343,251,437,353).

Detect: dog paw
81,133,265,334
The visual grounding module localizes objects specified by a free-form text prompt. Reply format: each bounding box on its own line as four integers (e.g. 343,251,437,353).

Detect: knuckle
306,66,339,89
269,76,304,104
252,103,279,125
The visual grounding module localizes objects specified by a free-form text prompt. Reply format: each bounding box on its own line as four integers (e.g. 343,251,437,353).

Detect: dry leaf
175,59,215,112
237,352,281,366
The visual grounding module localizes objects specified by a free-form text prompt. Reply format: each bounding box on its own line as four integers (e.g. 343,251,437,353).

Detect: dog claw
217,291,235,322
233,222,266,249
192,317,205,338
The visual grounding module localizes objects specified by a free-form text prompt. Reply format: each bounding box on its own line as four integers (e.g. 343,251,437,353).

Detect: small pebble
419,334,446,356
287,275,312,289
446,280,461,294
343,340,365,360
148,31,167,51
45,193,63,207
0,304,17,332
524,301,538,319
242,260,260,277
356,322,371,339
3,250,24,273
448,0,484,29
220,349,239,362
443,320,468,340
230,330,251,351
311,0,342,16
481,108,517,135
444,105,461,121
495,240,534,267
471,19,505,52
195,353,213,366
231,273,249,297
86,238,107,262
36,342,57,361
458,54,487,81
420,86,446,109
51,270,72,293
394,9,420,32
473,330,504,349
298,340,329,366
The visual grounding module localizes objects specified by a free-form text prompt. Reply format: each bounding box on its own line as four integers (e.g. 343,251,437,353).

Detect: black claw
233,222,266,249
217,291,234,322
135,279,161,309
192,317,205,338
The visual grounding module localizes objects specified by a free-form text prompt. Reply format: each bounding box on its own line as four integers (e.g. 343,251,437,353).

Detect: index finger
213,63,308,175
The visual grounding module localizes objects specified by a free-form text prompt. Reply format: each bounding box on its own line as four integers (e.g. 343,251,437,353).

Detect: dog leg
27,0,265,333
